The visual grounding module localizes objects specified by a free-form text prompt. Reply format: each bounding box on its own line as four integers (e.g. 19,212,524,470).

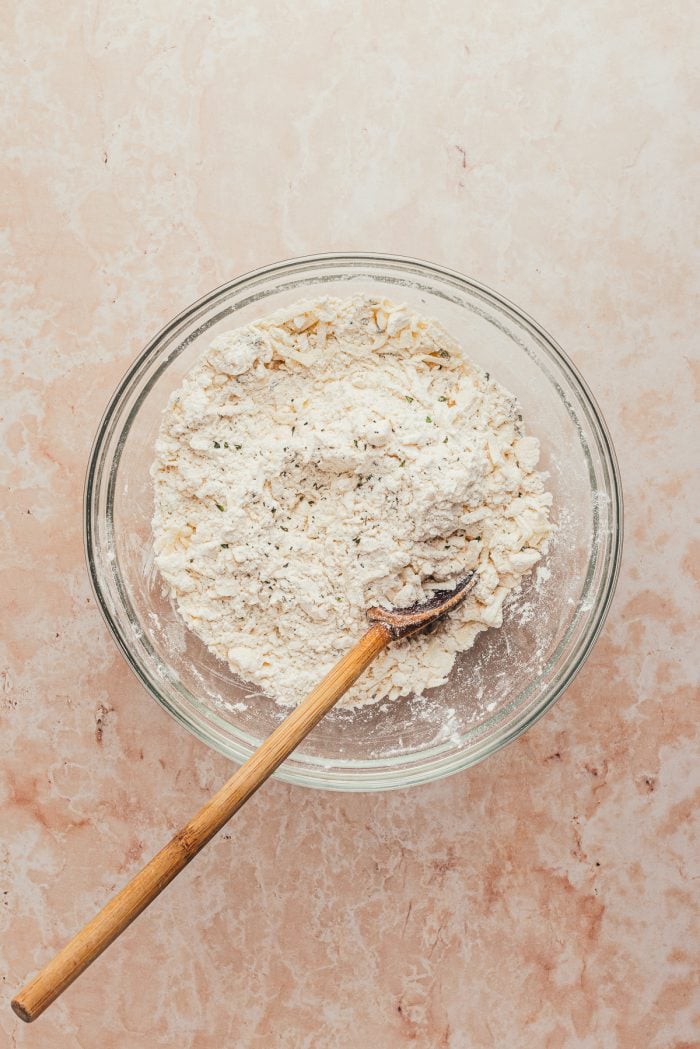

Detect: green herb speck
405,395,414,403
216,503,225,512
426,415,432,423
234,443,242,450
213,441,220,448
438,396,447,402
443,436,448,443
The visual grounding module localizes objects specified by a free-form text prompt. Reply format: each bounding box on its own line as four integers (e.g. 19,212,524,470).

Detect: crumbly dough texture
151,296,553,708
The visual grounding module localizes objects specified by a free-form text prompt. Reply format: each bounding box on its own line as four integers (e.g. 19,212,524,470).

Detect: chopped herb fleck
271,507,276,514
221,543,229,548
234,443,242,450
438,349,450,359
213,441,220,448
426,415,432,423
353,439,358,448
399,460,406,467
280,525,288,532
405,395,414,403
443,436,448,443
216,503,225,512
353,536,360,545
438,396,447,402
224,441,229,448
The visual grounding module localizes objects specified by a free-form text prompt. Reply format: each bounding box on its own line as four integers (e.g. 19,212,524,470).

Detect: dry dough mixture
151,296,553,708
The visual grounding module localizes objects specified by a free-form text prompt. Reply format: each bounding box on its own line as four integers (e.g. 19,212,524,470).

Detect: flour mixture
151,296,553,707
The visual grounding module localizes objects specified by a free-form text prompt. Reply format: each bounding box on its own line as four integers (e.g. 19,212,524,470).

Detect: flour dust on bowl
85,254,623,791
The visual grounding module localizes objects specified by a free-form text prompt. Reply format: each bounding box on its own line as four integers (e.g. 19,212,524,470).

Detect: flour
151,296,553,708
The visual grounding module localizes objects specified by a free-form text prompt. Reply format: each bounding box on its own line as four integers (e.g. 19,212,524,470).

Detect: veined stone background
1,2,698,1046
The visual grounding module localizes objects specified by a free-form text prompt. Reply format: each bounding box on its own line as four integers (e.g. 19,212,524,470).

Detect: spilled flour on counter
151,296,553,708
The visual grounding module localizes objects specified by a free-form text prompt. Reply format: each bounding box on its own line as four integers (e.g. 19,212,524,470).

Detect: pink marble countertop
2,4,698,1047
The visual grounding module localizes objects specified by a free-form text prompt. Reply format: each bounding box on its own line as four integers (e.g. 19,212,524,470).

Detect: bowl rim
84,251,624,791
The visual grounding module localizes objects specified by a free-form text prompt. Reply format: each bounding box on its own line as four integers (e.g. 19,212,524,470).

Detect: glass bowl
84,254,623,791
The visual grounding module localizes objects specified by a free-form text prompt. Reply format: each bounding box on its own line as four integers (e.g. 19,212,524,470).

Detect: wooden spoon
12,571,476,1023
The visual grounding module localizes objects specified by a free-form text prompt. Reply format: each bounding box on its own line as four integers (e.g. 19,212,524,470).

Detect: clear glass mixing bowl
84,254,623,791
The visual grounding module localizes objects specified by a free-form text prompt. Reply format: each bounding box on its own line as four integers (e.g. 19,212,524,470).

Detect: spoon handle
12,623,390,1023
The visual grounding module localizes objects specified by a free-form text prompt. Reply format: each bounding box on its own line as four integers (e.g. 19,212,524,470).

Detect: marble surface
2,2,698,1046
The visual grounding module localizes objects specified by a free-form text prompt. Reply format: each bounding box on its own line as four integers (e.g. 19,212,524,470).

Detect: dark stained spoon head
366,571,477,641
